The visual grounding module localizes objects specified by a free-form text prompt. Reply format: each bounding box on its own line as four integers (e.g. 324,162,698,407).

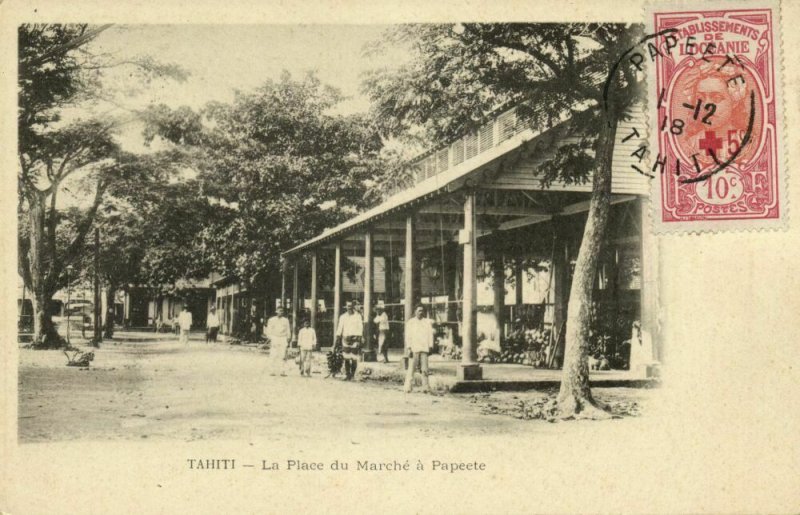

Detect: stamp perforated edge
643,0,788,235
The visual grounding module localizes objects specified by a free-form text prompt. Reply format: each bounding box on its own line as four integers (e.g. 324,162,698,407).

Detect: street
18,330,653,443
12,331,797,515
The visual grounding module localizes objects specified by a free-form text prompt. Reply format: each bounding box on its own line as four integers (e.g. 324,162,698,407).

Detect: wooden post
292,260,299,345
333,243,342,345
492,256,505,344
93,227,102,344
362,232,375,361
515,257,524,314
404,216,414,326
442,243,455,324
550,217,569,368
280,259,287,309
310,251,318,331
459,192,481,380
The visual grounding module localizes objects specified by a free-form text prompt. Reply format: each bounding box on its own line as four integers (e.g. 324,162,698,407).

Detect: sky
82,24,411,151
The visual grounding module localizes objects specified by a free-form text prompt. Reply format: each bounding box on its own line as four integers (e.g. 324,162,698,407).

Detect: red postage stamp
649,3,784,232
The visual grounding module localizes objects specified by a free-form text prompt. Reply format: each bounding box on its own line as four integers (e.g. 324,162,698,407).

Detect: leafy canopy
363,23,644,185
144,72,390,287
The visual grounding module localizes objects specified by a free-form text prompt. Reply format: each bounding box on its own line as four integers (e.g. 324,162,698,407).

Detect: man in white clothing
336,301,364,380
265,306,291,376
178,305,193,345
374,305,390,363
404,305,434,393
297,318,317,377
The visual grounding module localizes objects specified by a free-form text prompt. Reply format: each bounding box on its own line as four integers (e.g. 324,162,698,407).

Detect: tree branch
63,176,107,266
27,24,113,68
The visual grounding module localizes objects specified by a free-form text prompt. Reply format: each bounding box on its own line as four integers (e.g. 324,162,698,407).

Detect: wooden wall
491,107,649,196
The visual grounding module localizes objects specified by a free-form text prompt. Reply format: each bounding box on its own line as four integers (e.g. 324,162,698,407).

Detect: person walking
206,306,220,343
178,305,193,345
336,301,364,380
374,305,390,363
297,318,317,377
404,305,434,393
265,306,291,376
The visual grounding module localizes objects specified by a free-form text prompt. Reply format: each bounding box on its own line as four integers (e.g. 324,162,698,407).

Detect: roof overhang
282,113,571,258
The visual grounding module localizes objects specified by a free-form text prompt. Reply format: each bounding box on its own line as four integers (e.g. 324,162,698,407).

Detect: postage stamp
648,2,785,232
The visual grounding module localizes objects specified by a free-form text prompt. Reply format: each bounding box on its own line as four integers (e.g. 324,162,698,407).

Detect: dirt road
18,332,537,443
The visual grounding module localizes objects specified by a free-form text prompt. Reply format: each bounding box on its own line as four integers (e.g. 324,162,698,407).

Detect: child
297,319,317,377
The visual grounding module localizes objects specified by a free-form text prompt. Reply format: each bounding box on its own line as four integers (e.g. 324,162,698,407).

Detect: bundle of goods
496,328,552,366
326,346,343,376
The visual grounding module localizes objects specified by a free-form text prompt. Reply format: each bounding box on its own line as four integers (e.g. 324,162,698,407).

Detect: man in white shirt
374,305,390,363
265,306,291,376
206,306,220,343
404,305,434,393
178,305,193,345
297,319,317,377
336,301,364,380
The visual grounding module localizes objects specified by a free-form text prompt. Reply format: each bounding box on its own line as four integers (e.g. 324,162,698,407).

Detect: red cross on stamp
649,3,785,232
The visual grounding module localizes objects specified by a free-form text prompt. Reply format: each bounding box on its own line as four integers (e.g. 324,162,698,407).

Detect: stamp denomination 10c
648,2,785,232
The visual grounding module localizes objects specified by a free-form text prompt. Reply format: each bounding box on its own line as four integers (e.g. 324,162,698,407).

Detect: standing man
206,306,220,344
178,305,193,345
404,305,434,393
336,301,364,380
374,305,390,363
297,318,317,377
265,306,291,376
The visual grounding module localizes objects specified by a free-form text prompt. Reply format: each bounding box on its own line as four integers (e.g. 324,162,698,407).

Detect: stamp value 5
649,3,784,231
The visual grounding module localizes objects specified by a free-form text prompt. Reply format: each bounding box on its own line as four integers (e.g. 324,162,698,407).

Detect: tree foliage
144,72,389,290
364,23,643,182
17,23,188,347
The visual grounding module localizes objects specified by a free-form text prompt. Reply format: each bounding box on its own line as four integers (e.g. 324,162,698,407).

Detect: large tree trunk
556,115,619,419
26,192,64,348
31,288,61,348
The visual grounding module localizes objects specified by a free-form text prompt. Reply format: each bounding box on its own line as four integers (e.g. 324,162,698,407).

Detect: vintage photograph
5,2,799,513
16,22,660,443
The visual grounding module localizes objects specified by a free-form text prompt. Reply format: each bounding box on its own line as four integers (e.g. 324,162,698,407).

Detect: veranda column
492,256,505,344
404,216,414,326
550,216,569,368
333,243,342,344
280,258,287,309
459,192,482,380
515,257,524,313
292,260,299,344
362,232,375,361
310,251,318,332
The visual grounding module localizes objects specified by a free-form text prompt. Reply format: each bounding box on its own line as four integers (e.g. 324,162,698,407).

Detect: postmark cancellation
645,2,785,233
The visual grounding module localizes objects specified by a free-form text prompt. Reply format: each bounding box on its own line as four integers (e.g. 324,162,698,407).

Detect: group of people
166,305,221,345
262,300,435,392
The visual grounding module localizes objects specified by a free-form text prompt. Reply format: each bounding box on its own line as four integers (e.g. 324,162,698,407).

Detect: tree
18,117,120,347
363,24,643,418
143,72,390,296
60,144,216,338
18,24,187,347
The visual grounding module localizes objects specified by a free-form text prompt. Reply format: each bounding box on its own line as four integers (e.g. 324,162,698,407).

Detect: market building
281,104,660,380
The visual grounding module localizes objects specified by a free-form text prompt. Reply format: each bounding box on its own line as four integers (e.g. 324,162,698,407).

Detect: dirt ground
18,330,656,443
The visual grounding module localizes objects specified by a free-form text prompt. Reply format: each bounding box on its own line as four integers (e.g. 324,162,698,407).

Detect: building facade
282,104,660,379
